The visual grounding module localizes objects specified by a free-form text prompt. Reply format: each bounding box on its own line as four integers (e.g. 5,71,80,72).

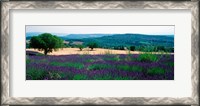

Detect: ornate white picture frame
1,1,199,106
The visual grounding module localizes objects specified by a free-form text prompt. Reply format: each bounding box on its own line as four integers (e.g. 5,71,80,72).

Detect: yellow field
26,48,173,55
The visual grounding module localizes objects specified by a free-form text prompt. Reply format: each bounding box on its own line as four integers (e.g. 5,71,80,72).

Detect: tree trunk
44,49,48,55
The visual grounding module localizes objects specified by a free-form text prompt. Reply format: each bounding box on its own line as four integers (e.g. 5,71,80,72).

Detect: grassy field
26,48,174,80
26,48,173,55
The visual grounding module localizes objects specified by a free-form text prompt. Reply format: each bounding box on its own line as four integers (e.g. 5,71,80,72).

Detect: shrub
87,42,98,50
156,46,166,52
73,74,87,80
77,44,84,51
137,52,159,62
117,65,143,72
26,56,31,64
147,67,165,75
50,62,84,69
66,62,85,69
87,64,112,71
48,71,66,80
130,46,135,51
26,68,47,80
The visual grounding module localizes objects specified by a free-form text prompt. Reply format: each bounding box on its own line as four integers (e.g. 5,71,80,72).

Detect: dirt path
26,48,173,55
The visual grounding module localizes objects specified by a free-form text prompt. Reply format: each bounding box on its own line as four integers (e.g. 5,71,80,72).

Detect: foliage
130,46,135,51
77,44,84,51
117,65,143,72
27,33,174,53
26,54,174,80
26,68,47,80
87,42,98,50
26,42,30,48
26,56,31,64
50,61,84,69
66,62,85,69
156,46,165,52
87,64,112,71
73,74,88,80
147,67,165,75
48,71,66,80
29,33,64,55
137,52,159,62
80,34,174,52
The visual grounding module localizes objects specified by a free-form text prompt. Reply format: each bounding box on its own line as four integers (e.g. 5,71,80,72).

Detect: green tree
156,46,166,52
29,33,63,55
87,42,98,50
26,42,30,48
130,46,135,51
77,44,84,51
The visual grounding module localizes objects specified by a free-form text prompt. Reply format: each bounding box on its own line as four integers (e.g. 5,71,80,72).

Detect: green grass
93,74,112,80
26,68,47,80
49,62,84,69
147,67,165,75
137,52,159,62
86,59,95,62
104,55,120,61
66,62,84,69
73,74,88,80
49,61,66,67
48,71,66,80
114,76,135,80
36,53,45,56
117,65,143,72
125,55,135,62
87,64,112,71
26,59,31,64
165,62,174,67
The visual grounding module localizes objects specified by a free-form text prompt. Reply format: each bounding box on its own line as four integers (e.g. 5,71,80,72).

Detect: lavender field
26,53,174,80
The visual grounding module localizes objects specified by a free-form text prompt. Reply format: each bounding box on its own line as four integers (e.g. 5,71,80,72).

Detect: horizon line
26,32,174,36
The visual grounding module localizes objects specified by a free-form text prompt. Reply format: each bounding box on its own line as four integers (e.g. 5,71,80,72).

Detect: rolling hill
75,34,174,48
26,33,174,51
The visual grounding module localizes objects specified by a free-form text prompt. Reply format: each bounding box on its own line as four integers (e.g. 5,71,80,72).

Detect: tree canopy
29,33,63,55
77,44,84,51
87,42,98,50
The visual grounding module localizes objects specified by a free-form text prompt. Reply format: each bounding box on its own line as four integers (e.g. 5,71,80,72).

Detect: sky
26,25,174,36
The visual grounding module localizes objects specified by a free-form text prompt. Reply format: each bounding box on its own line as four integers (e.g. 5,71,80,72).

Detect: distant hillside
26,32,111,40
26,33,174,49
60,34,112,40
79,34,174,48
26,33,174,52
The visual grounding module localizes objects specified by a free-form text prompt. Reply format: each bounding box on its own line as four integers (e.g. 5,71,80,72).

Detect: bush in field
137,52,159,62
143,46,156,52
87,42,98,50
165,47,174,52
77,44,84,51
26,42,30,48
156,46,166,52
26,68,47,80
147,67,165,75
29,33,64,55
130,46,135,51
136,45,145,51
